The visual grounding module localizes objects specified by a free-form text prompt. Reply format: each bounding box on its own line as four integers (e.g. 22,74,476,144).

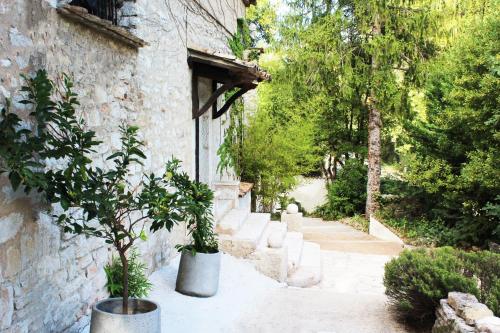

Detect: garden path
149,219,414,333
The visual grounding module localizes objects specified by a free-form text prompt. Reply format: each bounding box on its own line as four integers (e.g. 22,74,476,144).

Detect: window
69,0,118,25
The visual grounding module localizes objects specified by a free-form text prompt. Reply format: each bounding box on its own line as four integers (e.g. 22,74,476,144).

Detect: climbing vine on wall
217,90,244,176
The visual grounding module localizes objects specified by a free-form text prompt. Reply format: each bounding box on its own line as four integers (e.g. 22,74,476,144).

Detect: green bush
379,214,455,247
316,159,367,219
384,247,500,325
105,249,152,298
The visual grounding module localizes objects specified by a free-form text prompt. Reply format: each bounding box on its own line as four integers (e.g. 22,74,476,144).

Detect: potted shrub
168,166,221,297
0,70,186,332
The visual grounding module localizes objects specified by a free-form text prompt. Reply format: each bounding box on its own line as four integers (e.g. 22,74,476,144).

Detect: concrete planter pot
90,298,161,333
175,250,221,297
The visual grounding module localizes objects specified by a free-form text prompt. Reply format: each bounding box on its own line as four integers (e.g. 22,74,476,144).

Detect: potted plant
0,70,186,332
168,166,221,297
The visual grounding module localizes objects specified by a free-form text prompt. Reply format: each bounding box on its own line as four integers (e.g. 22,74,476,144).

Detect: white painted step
217,208,250,235
260,221,287,249
215,199,233,222
287,241,322,288
219,213,270,257
284,232,304,274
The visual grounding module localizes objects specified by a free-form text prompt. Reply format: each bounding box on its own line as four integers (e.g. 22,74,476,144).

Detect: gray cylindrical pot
90,298,161,333
175,250,221,297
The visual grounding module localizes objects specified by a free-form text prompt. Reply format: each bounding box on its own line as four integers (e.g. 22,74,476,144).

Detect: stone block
475,316,500,333
0,58,12,67
448,292,493,325
281,212,303,232
0,285,14,330
448,292,479,311
8,27,33,47
433,299,475,333
5,246,21,278
459,303,494,325
0,213,23,245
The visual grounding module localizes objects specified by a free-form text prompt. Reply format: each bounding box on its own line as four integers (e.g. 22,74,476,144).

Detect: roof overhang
188,47,270,119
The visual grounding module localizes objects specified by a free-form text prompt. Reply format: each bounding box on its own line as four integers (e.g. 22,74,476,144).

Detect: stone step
214,198,234,222
219,213,270,257
284,232,304,274
256,221,287,249
217,208,249,235
287,241,322,288
308,240,403,255
248,246,288,283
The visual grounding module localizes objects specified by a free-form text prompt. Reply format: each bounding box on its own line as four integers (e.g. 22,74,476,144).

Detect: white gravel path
149,251,410,333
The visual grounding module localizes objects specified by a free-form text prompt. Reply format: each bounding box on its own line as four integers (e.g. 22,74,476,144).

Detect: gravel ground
149,250,410,333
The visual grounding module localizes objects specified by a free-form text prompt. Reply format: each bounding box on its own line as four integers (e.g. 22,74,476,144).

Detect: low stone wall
433,292,500,333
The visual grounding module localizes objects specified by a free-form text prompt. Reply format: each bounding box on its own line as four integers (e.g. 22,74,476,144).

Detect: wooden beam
212,86,253,119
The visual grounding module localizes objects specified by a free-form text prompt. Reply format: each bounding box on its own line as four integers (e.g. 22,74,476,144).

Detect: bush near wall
384,247,500,325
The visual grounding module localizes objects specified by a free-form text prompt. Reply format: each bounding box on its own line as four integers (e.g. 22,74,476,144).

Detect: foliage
380,214,454,247
105,248,152,298
0,70,186,311
384,247,500,324
338,215,369,233
316,159,367,220
239,89,319,211
228,18,261,61
393,13,500,246
246,0,277,45
169,159,218,254
216,96,244,177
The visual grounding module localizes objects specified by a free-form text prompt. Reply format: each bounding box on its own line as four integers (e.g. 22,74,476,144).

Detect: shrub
379,214,455,247
384,247,500,325
316,159,367,219
105,249,152,298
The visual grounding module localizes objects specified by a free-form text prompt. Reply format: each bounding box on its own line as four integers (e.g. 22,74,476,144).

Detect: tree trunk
365,101,382,217
119,251,129,314
365,12,382,218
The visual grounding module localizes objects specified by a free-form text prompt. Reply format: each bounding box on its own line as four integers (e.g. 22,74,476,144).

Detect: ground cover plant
105,248,153,298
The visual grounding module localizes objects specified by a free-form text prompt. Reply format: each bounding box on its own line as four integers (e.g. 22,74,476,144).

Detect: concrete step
256,221,287,249
214,198,234,222
307,240,403,255
217,208,250,235
284,232,304,274
219,213,270,257
287,241,322,288
249,246,288,283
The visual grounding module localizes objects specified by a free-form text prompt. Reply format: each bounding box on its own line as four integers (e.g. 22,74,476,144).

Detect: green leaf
8,172,21,191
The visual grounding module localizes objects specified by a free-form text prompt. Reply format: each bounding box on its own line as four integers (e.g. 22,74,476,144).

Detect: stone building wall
0,0,246,332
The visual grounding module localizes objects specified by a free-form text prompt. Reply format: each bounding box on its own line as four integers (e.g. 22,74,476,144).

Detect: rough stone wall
433,292,500,333
0,0,245,332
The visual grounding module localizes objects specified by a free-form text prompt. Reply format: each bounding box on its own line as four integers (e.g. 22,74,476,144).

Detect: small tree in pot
0,71,186,331
168,164,221,297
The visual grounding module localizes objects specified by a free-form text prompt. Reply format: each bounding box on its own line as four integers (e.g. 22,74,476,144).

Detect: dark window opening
69,0,119,25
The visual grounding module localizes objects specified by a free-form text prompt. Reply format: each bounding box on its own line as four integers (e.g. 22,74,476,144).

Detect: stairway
213,182,322,288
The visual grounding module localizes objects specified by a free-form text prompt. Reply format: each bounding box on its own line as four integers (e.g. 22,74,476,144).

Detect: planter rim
181,249,220,256
93,298,160,317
